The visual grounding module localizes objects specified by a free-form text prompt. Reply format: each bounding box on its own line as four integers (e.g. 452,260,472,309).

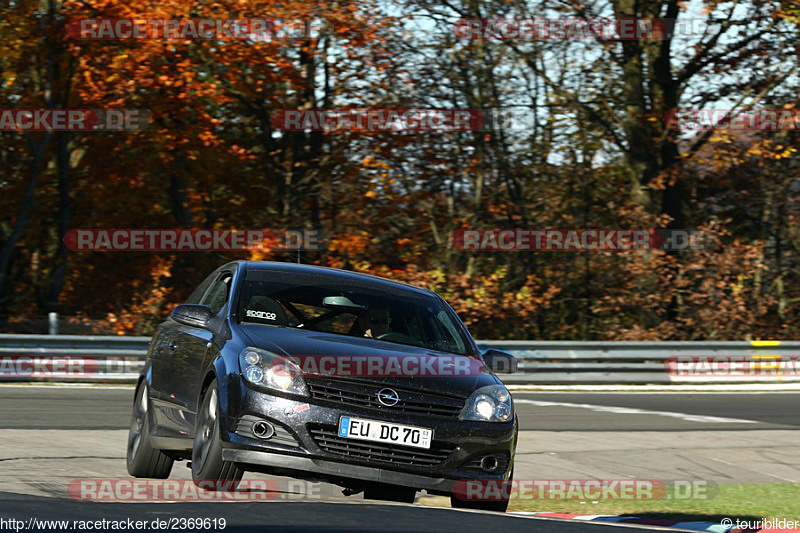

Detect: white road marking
513,399,759,424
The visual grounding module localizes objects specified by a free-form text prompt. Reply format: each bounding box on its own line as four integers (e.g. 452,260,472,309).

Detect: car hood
238,324,497,398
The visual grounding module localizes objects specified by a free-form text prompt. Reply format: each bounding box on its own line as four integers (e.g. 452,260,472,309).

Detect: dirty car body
130,261,517,507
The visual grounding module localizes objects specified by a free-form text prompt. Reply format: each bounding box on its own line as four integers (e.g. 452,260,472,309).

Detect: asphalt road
1,385,798,532
0,494,634,533
1,386,796,431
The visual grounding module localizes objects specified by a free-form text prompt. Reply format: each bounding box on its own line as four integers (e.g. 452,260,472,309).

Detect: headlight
239,347,308,397
459,385,513,422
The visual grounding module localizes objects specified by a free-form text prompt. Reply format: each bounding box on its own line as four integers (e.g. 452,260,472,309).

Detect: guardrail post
48,312,58,335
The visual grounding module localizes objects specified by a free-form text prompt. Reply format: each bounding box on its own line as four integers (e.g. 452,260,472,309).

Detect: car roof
236,261,436,297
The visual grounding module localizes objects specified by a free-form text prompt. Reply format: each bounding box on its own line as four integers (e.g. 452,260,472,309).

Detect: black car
127,261,518,511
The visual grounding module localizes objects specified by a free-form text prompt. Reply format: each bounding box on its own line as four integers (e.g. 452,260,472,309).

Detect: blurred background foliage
0,0,797,339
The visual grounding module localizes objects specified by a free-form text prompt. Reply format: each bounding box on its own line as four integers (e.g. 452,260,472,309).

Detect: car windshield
236,271,473,356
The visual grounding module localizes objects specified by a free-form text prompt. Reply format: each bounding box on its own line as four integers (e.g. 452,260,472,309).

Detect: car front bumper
220,382,517,493
222,448,460,492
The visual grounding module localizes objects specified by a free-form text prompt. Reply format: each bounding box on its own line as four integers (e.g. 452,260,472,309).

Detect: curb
511,512,800,532
507,384,800,392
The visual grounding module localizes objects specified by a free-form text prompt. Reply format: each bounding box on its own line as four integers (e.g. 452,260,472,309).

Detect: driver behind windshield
356,302,392,338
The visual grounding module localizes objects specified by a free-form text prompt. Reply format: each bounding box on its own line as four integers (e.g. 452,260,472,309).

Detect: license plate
337,416,433,449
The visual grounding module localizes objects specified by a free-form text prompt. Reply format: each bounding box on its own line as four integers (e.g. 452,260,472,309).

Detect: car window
291,303,354,333
202,273,232,315
185,271,217,304
237,273,474,355
434,309,466,354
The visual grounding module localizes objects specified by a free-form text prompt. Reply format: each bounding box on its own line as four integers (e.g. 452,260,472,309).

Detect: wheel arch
197,356,234,430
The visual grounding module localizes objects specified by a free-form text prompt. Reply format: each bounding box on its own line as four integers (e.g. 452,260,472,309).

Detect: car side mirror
171,304,213,328
481,349,519,374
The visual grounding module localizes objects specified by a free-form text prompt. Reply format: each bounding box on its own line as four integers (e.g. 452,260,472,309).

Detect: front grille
306,378,464,418
308,424,455,467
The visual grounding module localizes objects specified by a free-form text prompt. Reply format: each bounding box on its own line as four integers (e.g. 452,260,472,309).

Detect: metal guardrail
478,340,800,384
0,334,798,384
0,334,149,383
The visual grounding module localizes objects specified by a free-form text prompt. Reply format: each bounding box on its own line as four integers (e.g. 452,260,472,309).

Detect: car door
149,269,218,437
178,270,234,434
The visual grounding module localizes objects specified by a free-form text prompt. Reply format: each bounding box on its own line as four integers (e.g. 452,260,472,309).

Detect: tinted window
237,270,473,355
185,272,217,304
202,273,232,315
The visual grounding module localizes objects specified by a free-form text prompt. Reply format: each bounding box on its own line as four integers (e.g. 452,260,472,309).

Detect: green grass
507,483,800,522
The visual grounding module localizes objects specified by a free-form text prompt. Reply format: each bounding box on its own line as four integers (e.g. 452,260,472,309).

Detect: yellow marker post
750,341,782,379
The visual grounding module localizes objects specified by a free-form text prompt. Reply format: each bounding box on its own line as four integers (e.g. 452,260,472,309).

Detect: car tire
363,483,417,504
191,379,243,491
450,470,513,513
127,382,174,478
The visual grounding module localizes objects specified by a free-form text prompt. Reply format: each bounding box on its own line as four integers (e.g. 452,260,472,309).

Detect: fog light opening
252,421,275,439
480,455,500,473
